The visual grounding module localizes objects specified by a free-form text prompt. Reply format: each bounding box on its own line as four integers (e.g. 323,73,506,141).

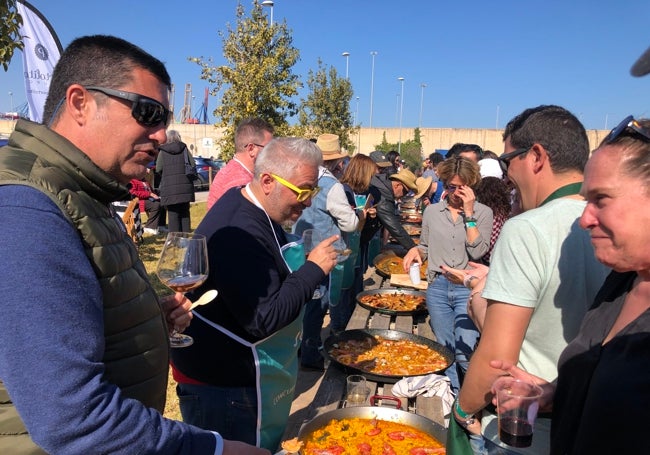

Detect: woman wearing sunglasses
403,155,493,392
490,116,650,455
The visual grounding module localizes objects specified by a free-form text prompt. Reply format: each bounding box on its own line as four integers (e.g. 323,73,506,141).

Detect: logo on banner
16,0,63,122
35,44,49,61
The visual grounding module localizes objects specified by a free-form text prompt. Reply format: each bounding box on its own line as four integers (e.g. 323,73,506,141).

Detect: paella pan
356,288,427,316
323,329,454,383
295,402,447,454
374,255,428,280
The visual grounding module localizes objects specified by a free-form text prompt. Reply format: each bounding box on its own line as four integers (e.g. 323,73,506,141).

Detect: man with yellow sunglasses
270,173,321,202
171,137,339,451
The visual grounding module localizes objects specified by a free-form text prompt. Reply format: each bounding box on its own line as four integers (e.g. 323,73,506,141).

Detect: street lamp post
369,51,377,127
398,77,405,154
354,96,360,126
395,93,400,126
342,52,350,79
419,83,426,128
8,91,13,114
262,0,274,26
355,96,361,153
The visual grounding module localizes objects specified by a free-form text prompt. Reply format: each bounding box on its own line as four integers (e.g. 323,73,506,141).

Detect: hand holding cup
493,376,543,448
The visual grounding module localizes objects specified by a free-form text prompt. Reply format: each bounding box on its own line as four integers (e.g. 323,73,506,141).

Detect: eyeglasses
249,143,266,149
498,148,529,174
270,173,321,202
604,115,650,144
85,86,172,127
445,184,459,193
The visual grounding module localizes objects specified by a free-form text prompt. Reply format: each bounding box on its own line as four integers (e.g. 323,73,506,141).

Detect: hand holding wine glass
333,238,351,263
302,229,338,275
302,229,324,257
156,232,209,348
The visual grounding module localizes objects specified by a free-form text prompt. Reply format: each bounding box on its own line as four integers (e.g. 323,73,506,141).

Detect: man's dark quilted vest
0,120,169,452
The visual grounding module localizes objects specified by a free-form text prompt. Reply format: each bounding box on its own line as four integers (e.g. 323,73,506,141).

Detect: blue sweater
0,185,216,453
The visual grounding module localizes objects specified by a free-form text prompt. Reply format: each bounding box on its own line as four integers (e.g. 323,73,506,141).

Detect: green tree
298,59,356,151
190,0,301,159
374,128,424,171
0,0,23,71
375,132,392,153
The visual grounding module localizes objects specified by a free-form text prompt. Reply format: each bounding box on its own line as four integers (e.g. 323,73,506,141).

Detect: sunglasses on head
498,148,530,174
604,115,650,144
85,86,172,127
270,173,321,202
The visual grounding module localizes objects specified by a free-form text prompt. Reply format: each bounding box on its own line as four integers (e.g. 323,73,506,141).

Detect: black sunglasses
604,115,650,144
85,86,172,127
498,148,529,174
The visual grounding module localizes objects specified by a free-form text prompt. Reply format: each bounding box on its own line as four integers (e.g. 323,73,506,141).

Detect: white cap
479,158,503,179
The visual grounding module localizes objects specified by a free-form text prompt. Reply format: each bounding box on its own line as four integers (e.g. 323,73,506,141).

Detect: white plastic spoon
189,289,218,310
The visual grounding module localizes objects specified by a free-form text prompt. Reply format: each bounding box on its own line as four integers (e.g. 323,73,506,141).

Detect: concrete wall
0,119,610,158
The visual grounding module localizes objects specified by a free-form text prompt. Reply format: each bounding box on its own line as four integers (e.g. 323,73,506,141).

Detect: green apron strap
540,182,582,206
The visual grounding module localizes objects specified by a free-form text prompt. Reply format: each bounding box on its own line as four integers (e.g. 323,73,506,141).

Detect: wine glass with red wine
156,232,208,348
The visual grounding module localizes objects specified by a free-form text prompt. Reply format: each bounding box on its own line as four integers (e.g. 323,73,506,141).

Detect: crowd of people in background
1,32,649,455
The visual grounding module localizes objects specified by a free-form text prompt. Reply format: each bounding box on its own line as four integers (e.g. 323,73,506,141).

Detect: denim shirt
293,168,344,241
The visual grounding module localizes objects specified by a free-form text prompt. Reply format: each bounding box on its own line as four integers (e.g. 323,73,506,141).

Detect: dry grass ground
137,202,208,422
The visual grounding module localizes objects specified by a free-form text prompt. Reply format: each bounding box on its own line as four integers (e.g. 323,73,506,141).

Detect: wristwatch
463,275,479,289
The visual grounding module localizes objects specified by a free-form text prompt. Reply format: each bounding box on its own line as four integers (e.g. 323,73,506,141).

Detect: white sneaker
144,228,158,235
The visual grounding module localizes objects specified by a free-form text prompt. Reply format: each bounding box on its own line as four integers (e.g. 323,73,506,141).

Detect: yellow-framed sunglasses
270,173,321,202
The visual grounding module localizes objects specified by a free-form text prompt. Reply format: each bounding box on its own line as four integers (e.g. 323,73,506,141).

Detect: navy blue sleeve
0,186,216,454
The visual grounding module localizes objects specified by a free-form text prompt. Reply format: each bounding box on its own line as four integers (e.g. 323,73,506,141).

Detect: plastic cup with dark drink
493,377,543,448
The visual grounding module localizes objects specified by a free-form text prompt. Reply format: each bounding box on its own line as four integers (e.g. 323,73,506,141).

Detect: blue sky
2,0,649,131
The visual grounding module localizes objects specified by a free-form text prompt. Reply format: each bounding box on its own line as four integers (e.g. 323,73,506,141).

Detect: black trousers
165,202,191,232
144,199,161,229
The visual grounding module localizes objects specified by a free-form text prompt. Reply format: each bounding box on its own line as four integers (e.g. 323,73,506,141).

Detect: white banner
16,0,62,123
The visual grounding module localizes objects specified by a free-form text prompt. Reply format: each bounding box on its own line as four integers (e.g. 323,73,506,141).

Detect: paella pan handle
370,395,402,409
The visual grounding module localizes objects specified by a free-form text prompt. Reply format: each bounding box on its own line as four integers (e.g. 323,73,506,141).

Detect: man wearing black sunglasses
451,105,609,453
0,35,267,455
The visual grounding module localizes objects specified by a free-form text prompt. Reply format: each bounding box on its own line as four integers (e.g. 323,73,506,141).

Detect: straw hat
389,168,418,191
414,176,433,199
316,133,348,160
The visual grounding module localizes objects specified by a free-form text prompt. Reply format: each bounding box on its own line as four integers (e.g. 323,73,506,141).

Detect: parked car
193,156,221,191
147,156,219,192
